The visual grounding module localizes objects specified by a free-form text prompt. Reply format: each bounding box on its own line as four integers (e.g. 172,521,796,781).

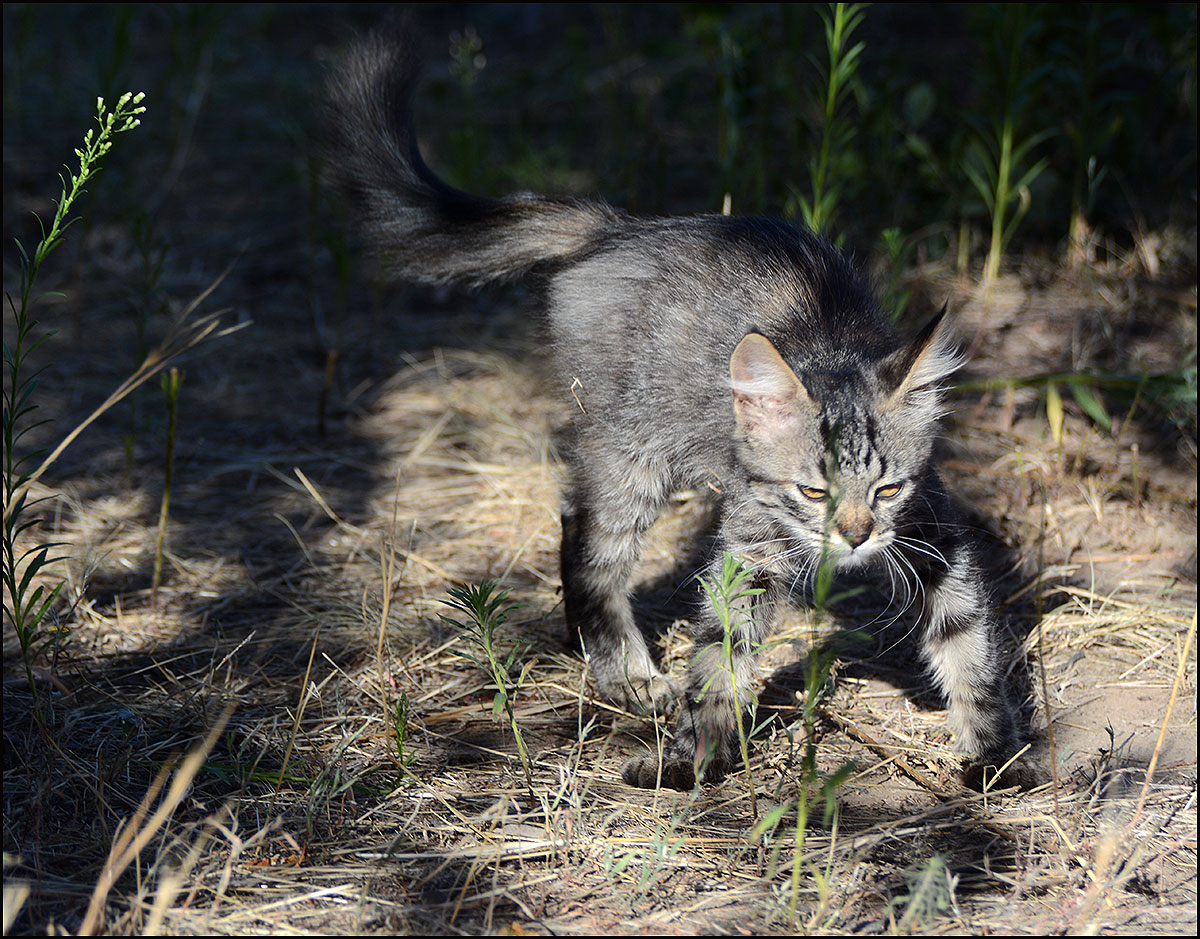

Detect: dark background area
4,2,1195,455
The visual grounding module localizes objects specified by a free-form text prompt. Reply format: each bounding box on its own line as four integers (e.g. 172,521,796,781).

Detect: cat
324,26,1026,791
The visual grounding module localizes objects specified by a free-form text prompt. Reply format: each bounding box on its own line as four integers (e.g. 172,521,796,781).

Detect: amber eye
798,486,828,502
875,483,903,500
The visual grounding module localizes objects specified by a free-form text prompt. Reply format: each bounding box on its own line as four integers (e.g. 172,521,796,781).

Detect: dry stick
375,464,407,773
276,622,322,789
1131,609,1196,822
376,533,397,761
78,703,235,936
815,706,944,794
1036,469,1062,816
317,348,339,438
141,806,215,934
450,837,491,927
151,367,182,605
815,706,1027,847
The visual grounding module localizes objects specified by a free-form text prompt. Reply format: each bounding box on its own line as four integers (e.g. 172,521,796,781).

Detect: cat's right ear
730,334,810,438
879,304,963,406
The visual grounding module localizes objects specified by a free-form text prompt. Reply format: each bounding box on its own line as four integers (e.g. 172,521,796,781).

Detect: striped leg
918,544,1020,773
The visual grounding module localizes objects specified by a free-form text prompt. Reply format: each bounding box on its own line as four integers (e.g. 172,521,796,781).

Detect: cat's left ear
730,333,811,439
879,303,963,404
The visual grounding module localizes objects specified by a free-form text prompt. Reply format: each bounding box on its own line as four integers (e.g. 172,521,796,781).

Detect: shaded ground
3,4,1196,935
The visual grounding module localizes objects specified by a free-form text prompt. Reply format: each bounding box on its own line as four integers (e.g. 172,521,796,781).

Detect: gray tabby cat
325,28,1023,790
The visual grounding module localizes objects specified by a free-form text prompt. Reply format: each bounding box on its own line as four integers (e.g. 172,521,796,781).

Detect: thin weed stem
701,553,765,817
792,3,866,237
4,91,146,716
151,367,181,603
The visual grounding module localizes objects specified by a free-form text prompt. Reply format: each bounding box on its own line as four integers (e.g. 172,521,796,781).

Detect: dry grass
3,5,1196,935
5,300,1195,933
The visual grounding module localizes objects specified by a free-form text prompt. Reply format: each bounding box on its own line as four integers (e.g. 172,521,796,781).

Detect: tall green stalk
3,92,146,715
1054,7,1127,270
971,113,1050,289
751,500,855,925
793,2,867,237
963,7,1052,289
701,554,765,816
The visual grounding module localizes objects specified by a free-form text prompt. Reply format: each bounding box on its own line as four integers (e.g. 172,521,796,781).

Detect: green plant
443,25,489,193
600,812,685,906
441,581,536,791
956,364,1198,443
685,5,797,216
1049,7,1131,268
878,227,915,322
962,6,1053,289
714,21,745,213
789,2,867,237
779,598,854,923
392,690,419,782
751,486,856,924
888,855,961,933
300,724,373,847
699,552,766,815
3,91,146,716
122,212,169,462
307,164,351,438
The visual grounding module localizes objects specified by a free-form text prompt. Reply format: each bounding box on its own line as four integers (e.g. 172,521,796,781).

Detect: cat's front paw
621,705,737,790
621,740,736,790
621,753,698,790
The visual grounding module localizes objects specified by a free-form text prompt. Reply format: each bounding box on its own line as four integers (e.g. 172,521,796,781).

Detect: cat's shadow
628,496,721,665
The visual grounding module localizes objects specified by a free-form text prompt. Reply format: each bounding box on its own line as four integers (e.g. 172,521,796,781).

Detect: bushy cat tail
324,26,625,288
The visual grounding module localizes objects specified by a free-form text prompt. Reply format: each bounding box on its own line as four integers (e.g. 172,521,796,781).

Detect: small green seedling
441,581,536,791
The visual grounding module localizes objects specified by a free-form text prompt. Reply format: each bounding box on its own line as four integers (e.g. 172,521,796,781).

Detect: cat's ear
879,304,963,405
730,333,810,437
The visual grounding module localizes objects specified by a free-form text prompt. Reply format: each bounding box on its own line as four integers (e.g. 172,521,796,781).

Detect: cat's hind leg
560,452,680,714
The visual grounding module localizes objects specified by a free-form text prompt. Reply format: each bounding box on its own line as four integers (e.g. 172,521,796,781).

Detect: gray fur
325,28,1024,791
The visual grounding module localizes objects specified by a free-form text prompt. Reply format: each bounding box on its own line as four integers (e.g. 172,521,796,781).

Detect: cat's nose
838,516,873,548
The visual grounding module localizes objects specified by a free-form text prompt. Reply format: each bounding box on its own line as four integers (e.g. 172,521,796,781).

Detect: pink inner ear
730,333,803,400
730,334,807,438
